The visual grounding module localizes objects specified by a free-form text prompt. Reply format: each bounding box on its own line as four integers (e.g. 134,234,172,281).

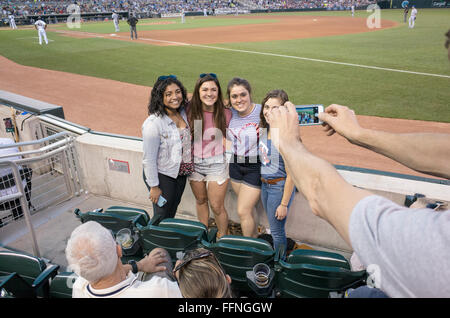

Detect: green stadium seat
74,206,149,233
0,272,35,298
136,218,217,261
49,272,77,298
205,235,275,296
104,206,151,226
274,249,367,298
0,250,59,298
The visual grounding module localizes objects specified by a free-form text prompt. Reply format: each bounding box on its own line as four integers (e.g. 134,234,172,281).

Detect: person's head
260,89,289,129
226,77,253,115
173,248,232,298
189,73,227,135
65,221,120,284
148,75,188,116
445,29,450,61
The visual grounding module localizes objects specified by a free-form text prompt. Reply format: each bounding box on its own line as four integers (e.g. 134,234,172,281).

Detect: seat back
0,250,54,298
275,249,367,298
0,272,35,298
0,251,46,286
207,235,275,294
74,208,144,234
49,272,77,298
137,218,208,260
104,206,150,226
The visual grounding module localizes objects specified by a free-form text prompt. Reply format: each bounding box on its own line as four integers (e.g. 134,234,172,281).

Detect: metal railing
0,132,83,238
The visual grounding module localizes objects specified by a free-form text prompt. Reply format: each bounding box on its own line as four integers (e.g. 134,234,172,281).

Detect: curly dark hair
148,76,188,116
259,89,289,129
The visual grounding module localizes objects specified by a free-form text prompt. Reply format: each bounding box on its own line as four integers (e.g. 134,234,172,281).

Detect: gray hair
65,221,118,283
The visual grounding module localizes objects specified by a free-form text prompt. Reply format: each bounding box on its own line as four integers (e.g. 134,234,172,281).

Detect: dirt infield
54,15,397,46
1,16,449,179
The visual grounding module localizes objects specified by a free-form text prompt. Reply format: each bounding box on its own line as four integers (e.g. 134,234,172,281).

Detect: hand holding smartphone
157,195,167,207
295,104,324,126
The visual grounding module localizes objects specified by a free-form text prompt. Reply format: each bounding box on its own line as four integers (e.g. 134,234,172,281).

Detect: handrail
0,161,40,258
0,137,73,160
0,132,70,150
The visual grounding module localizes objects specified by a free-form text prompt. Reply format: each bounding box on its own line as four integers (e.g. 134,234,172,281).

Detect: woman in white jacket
142,75,193,220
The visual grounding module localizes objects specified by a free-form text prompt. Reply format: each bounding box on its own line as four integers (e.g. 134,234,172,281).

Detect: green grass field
0,8,449,123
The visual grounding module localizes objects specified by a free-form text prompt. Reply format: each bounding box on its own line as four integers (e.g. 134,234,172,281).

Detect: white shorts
188,155,229,185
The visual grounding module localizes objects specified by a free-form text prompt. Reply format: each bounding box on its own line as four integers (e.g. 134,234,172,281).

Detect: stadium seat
137,218,217,261
49,272,77,298
274,249,367,298
74,206,150,233
104,206,151,225
0,250,59,298
205,235,275,296
0,272,35,298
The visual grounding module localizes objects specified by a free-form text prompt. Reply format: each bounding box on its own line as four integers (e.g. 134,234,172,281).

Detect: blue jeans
261,179,295,255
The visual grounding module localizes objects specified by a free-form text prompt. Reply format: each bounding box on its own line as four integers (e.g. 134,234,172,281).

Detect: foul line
57,30,450,79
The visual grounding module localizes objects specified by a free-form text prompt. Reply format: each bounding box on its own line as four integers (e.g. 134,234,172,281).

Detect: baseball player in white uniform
9,14,17,29
408,5,417,28
34,17,49,45
112,11,120,32
351,4,355,17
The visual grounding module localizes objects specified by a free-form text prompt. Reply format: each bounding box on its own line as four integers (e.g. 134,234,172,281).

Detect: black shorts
229,160,261,188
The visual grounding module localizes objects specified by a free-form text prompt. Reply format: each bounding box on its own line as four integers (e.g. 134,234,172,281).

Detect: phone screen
295,105,323,126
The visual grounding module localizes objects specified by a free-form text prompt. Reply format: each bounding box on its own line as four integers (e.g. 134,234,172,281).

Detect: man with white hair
66,221,182,298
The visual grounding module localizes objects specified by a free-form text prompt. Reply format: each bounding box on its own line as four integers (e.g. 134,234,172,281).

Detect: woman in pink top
187,73,232,238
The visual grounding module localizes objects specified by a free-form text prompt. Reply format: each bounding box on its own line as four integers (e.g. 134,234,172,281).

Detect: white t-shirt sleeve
349,195,450,297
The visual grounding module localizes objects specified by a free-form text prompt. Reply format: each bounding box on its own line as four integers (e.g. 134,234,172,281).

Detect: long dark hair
260,89,289,129
148,76,188,116
189,74,227,137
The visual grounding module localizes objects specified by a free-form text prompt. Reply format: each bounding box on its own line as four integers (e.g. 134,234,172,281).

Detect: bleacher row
0,205,367,298
1,0,375,17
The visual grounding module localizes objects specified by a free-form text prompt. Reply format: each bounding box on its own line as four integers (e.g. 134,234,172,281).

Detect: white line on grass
57,31,450,79
136,36,450,79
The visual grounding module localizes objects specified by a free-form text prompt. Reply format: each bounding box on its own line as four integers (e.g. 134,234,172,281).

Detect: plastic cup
116,228,133,249
253,263,270,287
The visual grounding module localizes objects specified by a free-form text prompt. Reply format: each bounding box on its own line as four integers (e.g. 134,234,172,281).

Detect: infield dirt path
1,15,449,179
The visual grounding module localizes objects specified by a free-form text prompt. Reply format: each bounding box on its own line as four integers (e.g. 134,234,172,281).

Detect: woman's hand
275,204,288,220
149,186,162,204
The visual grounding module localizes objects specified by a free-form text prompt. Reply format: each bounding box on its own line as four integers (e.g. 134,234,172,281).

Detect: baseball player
408,5,417,29
34,17,49,45
9,13,17,29
112,10,120,32
351,3,355,17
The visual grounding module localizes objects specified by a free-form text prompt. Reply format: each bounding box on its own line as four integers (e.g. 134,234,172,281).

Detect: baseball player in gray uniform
34,17,49,45
112,11,120,32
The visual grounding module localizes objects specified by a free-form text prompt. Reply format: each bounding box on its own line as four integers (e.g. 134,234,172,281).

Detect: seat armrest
32,264,60,290
149,214,164,226
207,227,218,243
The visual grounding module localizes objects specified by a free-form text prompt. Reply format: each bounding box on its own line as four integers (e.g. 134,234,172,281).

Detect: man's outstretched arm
319,104,450,179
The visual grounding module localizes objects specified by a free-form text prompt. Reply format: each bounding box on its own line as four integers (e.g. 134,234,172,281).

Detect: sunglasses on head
158,74,177,81
200,73,217,79
172,250,225,276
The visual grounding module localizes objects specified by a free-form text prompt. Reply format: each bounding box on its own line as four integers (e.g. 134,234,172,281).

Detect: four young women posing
142,75,296,247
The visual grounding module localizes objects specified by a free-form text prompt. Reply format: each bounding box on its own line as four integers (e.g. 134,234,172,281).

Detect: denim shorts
188,155,229,185
229,161,261,188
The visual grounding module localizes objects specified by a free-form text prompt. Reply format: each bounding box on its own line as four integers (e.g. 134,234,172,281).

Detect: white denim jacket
142,108,189,187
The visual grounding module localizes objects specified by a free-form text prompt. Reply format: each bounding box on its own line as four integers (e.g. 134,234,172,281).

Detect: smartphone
157,195,167,207
295,105,324,126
